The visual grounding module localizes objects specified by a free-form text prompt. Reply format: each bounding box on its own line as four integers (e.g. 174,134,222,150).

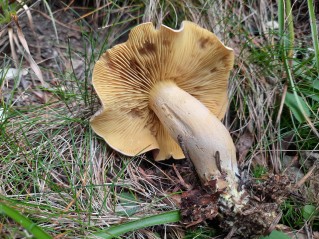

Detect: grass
0,0,318,238
92,210,180,238
0,201,52,239
0,0,23,25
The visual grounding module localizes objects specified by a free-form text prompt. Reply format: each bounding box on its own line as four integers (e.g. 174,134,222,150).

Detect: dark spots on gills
138,41,156,54
210,67,217,73
199,37,214,49
163,39,171,46
129,58,139,70
128,108,144,118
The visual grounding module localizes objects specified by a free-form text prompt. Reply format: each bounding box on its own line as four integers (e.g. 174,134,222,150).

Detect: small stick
304,221,313,239
295,164,317,189
172,164,192,190
224,226,236,239
266,211,283,235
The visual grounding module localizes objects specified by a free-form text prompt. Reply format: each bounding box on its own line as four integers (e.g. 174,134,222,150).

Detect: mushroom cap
90,21,234,161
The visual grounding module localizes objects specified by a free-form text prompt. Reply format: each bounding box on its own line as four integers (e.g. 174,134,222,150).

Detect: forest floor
0,1,318,238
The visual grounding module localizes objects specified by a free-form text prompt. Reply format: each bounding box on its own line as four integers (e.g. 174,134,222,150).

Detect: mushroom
90,21,238,192
90,21,288,237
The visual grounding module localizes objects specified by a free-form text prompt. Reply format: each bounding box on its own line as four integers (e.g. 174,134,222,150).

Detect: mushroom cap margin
90,21,235,160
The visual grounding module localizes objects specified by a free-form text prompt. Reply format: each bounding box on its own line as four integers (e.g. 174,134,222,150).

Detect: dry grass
0,0,318,238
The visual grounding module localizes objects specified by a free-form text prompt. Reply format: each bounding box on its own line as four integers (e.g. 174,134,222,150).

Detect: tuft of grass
280,199,308,229
252,165,268,179
0,0,22,25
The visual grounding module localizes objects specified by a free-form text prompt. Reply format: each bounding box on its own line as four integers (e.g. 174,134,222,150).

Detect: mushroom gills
149,81,239,190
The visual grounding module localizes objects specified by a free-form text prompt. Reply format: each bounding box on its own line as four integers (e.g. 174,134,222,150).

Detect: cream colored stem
149,81,239,190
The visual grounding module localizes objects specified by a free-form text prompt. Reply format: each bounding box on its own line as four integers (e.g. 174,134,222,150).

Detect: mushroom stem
149,81,239,191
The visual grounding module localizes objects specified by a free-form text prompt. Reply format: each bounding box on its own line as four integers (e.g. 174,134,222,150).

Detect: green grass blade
278,0,285,47
0,202,52,239
307,0,319,70
42,0,59,44
92,210,180,239
285,92,310,123
285,0,294,58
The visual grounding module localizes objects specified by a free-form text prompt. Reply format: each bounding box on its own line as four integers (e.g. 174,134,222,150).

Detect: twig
304,221,313,239
32,9,82,32
172,164,192,190
295,164,317,188
266,211,283,235
225,226,236,239
275,83,288,127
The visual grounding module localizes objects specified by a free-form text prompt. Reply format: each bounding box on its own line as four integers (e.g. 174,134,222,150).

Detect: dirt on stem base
181,174,292,238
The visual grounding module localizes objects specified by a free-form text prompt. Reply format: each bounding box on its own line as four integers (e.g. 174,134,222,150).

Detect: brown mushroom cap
90,21,234,160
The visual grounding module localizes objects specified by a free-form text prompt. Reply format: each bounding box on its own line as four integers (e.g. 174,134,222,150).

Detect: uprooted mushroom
90,21,290,238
